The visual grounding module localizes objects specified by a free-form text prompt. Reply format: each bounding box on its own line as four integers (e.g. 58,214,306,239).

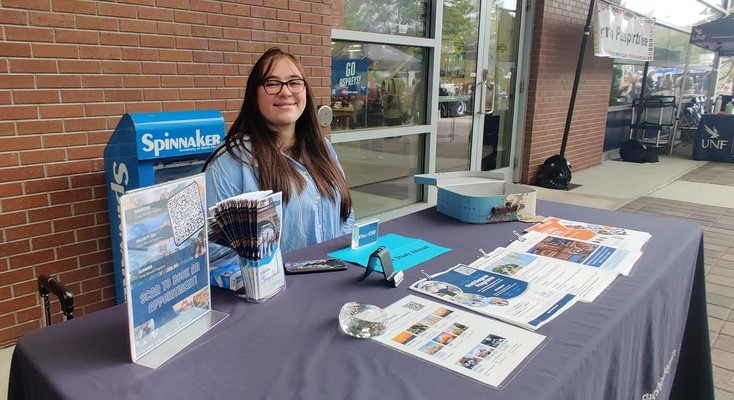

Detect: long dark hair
214,47,352,221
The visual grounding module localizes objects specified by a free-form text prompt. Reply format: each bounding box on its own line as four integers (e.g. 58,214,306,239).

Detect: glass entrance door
436,0,523,178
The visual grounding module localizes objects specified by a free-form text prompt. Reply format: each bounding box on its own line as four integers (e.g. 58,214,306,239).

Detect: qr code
454,265,475,275
404,301,424,312
167,182,206,246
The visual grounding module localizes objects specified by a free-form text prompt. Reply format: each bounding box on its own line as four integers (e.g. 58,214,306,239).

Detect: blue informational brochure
409,264,577,330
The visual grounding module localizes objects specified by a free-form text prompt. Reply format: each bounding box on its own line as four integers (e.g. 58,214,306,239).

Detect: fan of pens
207,190,273,261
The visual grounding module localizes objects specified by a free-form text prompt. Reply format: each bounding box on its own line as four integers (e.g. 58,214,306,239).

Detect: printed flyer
525,216,651,250
468,247,619,302
409,265,577,330
120,174,212,362
508,231,642,276
373,295,547,388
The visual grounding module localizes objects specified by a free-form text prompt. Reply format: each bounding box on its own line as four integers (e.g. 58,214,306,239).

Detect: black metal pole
639,61,649,100
559,0,597,157
632,61,650,140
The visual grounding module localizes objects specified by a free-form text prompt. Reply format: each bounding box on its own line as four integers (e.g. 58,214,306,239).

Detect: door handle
478,80,495,115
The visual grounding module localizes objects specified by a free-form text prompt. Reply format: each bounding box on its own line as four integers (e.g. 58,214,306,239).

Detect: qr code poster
167,182,206,246
120,173,213,365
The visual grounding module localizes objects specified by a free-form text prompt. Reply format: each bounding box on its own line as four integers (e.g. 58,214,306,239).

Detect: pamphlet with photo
409,264,577,330
467,247,619,302
525,216,651,250
372,295,548,388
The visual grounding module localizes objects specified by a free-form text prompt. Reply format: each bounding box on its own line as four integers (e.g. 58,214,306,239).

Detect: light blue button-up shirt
205,139,354,259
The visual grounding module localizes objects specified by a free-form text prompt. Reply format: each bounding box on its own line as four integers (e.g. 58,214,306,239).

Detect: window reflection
331,42,428,130
610,63,715,107
333,136,424,218
653,26,691,66
333,0,429,38
609,24,718,107
620,0,722,28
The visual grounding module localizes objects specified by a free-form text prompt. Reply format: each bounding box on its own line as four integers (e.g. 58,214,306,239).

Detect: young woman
205,47,354,255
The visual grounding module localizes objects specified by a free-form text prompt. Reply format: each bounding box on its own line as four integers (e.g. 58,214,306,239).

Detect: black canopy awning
690,14,734,56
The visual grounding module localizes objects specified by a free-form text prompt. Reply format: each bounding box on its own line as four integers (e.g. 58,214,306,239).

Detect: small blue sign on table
352,218,380,249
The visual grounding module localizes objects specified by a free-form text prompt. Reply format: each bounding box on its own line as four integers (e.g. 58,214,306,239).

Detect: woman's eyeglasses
262,79,306,95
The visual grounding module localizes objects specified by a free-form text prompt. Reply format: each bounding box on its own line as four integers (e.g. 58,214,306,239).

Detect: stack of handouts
208,190,286,302
510,216,650,276
408,216,652,331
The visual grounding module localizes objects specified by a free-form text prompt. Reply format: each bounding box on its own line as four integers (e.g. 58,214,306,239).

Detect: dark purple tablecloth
8,200,713,400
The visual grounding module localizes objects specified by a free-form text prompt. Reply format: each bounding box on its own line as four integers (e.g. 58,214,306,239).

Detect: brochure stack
209,190,286,302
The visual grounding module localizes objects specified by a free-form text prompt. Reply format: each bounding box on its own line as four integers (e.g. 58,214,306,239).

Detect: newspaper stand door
120,173,227,369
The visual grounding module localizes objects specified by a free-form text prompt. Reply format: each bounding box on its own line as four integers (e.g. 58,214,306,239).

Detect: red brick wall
0,0,622,345
0,0,333,346
521,0,615,183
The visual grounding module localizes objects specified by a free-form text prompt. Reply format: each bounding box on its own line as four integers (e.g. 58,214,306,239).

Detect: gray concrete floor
2,148,733,399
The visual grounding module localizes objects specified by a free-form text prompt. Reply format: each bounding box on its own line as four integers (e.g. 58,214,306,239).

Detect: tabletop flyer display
119,173,227,369
208,190,286,303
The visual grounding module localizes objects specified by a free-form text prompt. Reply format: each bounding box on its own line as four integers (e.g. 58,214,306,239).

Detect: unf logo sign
691,27,707,41
700,124,729,150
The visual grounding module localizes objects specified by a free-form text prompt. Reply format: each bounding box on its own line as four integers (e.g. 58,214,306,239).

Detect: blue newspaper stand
104,110,225,303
